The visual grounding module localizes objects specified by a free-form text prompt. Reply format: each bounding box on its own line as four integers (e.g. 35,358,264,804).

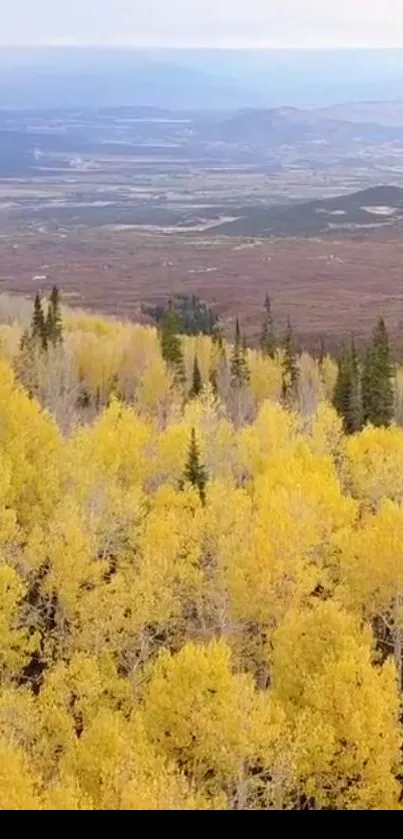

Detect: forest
0,287,403,809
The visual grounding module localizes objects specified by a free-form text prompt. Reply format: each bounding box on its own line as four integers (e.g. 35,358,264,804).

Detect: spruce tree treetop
31,292,47,352
362,316,394,428
230,317,250,389
281,317,299,403
318,336,326,368
183,427,208,505
333,338,363,434
46,285,63,346
348,337,363,434
260,293,276,359
159,305,185,385
190,356,203,399
212,321,224,351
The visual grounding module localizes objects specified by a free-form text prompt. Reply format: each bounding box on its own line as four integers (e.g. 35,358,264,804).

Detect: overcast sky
2,1,403,48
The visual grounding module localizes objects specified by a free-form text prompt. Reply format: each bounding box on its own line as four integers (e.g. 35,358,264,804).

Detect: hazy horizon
2,1,403,49
0,45,403,110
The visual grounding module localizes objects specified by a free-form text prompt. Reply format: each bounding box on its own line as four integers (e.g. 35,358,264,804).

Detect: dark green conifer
260,293,276,358
281,318,299,403
362,317,394,427
159,305,185,385
31,292,47,351
19,328,33,354
190,355,202,398
212,321,224,350
347,338,363,433
46,285,63,346
318,336,326,368
183,427,208,505
333,339,363,434
230,317,250,388
333,345,350,420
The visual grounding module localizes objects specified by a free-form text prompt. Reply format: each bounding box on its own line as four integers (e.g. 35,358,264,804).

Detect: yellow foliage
142,640,261,794
1,309,403,810
0,736,42,810
271,601,401,809
0,360,61,528
345,424,403,506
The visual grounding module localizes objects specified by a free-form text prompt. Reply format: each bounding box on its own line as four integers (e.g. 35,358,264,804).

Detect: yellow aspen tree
271,600,401,810
338,499,403,688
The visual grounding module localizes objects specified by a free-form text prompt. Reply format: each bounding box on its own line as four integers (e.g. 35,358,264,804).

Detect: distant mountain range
202,106,403,147
1,47,403,110
215,186,403,237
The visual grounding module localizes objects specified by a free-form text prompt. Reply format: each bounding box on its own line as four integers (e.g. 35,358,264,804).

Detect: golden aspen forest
1,288,403,810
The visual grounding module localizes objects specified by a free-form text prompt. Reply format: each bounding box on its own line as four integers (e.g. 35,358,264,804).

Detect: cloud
3,0,403,47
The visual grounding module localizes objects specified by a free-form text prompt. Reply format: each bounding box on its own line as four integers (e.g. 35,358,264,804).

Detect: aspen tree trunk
394,593,402,691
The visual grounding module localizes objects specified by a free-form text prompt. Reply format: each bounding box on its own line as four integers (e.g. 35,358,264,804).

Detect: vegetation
230,317,250,388
190,356,203,398
0,290,403,809
362,316,394,428
31,292,48,351
281,317,299,404
183,427,208,505
159,305,185,385
46,286,63,347
260,293,276,359
333,339,363,434
143,295,218,336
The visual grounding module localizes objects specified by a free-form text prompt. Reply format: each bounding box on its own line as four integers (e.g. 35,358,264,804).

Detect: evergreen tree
318,336,326,368
362,317,394,427
230,317,250,388
347,338,363,434
212,321,224,351
209,365,218,395
183,427,208,505
333,339,363,434
46,285,63,346
15,329,37,399
333,345,350,421
260,293,276,358
19,328,33,354
190,355,202,398
159,305,185,385
210,321,226,395
281,318,299,403
31,293,47,351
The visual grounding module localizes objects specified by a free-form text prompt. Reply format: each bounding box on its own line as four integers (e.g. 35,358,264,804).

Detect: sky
2,0,403,49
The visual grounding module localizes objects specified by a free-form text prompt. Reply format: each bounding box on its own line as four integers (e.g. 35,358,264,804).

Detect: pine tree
212,321,224,350
190,355,202,398
210,321,226,395
333,345,350,421
281,318,299,403
333,340,363,434
46,285,63,346
318,336,326,368
31,293,47,351
348,338,363,433
362,317,394,427
260,293,276,358
15,329,38,398
159,305,185,385
183,427,208,505
230,317,250,388
209,366,218,395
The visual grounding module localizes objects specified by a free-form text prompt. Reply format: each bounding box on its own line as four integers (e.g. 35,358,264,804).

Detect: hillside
0,292,401,808
206,107,403,147
215,186,403,237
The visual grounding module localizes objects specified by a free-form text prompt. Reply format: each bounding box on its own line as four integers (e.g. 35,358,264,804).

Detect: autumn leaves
0,308,402,808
